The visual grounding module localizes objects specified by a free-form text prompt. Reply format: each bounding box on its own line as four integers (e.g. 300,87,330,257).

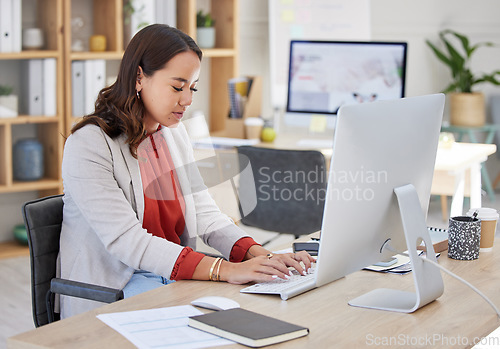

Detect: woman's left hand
268,250,315,276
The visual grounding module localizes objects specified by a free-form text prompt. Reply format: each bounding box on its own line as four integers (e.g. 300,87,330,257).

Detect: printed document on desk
97,305,233,349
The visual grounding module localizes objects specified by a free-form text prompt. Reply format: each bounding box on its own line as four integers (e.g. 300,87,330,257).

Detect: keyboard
240,268,316,301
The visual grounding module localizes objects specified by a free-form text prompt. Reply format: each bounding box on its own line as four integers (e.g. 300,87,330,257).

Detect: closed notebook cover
188,308,309,347
417,227,448,253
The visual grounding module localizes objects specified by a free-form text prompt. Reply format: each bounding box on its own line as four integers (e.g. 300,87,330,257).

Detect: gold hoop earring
136,90,140,99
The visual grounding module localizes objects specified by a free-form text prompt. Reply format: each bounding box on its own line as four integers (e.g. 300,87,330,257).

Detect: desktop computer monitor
284,40,408,130
316,93,445,312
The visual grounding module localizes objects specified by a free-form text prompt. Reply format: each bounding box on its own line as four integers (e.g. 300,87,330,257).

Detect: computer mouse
191,296,240,311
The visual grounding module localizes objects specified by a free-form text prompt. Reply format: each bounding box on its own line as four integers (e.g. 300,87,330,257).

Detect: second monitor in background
284,40,408,132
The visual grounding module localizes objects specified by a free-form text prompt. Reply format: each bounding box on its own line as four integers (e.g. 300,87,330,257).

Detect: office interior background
1,0,500,345
1,0,500,242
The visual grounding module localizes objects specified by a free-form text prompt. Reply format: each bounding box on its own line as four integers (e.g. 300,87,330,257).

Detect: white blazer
59,123,249,318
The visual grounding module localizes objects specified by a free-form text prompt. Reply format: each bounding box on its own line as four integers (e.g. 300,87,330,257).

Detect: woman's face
136,50,201,132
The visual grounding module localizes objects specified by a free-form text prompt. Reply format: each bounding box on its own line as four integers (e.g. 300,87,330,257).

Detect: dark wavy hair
71,24,202,157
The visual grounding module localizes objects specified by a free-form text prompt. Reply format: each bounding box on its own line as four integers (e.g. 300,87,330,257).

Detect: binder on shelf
0,0,13,53
43,58,57,116
21,59,44,115
225,76,262,139
11,0,21,52
228,77,248,119
92,59,106,110
83,60,94,115
71,61,85,117
84,60,106,115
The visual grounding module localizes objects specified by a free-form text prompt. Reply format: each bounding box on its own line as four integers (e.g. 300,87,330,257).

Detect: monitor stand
348,184,444,313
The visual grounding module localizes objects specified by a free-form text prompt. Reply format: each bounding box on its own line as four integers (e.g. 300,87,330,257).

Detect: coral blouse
138,129,258,280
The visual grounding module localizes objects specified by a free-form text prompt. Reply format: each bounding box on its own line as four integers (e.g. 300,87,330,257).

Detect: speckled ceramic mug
448,216,481,260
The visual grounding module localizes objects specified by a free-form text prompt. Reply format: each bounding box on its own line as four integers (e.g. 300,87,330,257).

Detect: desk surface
8,239,500,348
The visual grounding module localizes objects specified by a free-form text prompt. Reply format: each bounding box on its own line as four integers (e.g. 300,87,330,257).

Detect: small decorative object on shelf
426,29,500,127
196,10,215,49
89,35,107,52
13,139,44,181
22,28,44,50
0,85,18,118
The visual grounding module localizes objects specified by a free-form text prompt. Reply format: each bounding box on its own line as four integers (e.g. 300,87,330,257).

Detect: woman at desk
59,24,314,318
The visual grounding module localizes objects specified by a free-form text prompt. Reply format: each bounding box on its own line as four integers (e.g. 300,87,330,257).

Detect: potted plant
196,10,216,49
0,85,18,118
426,29,500,127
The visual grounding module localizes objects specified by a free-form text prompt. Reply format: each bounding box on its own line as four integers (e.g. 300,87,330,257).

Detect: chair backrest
22,195,64,327
236,146,327,238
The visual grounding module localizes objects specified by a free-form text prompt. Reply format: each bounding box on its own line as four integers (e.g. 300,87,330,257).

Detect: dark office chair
22,195,123,327
236,146,327,246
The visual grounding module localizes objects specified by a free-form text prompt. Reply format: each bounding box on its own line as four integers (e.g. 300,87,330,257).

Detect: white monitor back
315,94,445,287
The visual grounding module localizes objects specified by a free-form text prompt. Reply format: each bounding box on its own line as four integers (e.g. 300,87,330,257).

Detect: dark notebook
188,308,309,348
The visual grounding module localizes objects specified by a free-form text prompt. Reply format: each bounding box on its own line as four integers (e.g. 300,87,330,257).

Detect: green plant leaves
426,29,498,93
0,85,13,96
197,10,215,27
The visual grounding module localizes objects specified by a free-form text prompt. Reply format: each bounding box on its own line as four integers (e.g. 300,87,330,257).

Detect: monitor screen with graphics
286,40,407,116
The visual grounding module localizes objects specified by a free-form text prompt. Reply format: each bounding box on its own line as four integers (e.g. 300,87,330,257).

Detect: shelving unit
0,0,64,197
62,0,124,136
177,0,240,133
0,0,239,214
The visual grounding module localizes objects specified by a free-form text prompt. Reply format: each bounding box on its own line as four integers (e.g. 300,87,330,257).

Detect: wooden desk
8,239,500,348
431,143,496,219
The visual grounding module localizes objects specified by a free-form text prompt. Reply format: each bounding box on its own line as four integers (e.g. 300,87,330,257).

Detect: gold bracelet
217,259,224,281
208,257,221,281
211,258,223,281
212,258,222,282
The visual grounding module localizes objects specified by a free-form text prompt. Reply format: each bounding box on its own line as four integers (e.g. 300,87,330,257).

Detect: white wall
237,0,500,193
368,0,500,197
239,0,500,120
239,0,271,117
1,0,500,241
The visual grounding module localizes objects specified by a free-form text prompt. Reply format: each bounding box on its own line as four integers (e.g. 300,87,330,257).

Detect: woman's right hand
219,256,298,285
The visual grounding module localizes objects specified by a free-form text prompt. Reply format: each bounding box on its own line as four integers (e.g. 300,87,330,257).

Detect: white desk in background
431,142,496,219
254,137,496,220
193,136,496,222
